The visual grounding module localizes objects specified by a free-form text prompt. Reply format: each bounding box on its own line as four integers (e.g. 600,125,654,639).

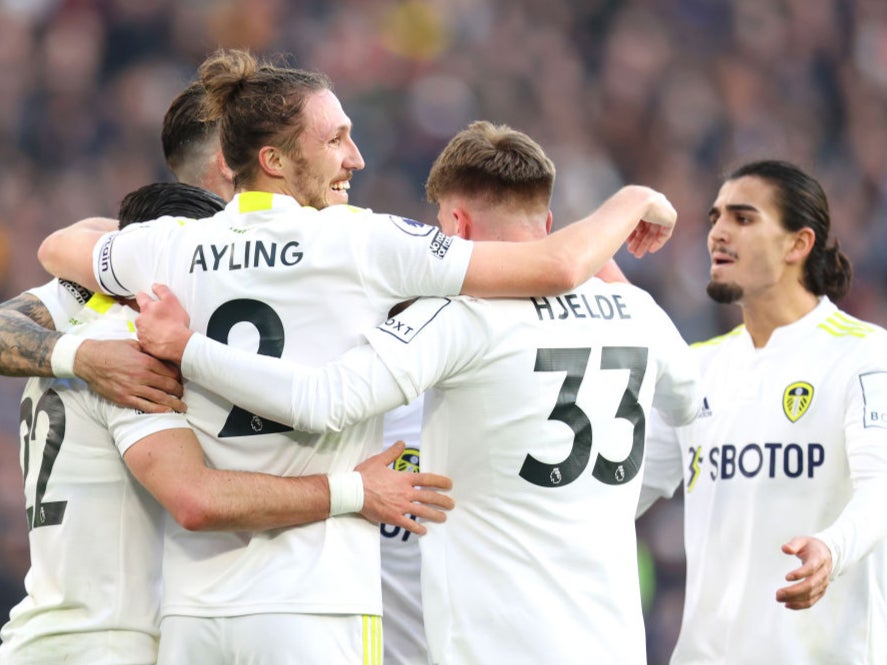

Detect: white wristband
328,471,365,516
51,334,85,378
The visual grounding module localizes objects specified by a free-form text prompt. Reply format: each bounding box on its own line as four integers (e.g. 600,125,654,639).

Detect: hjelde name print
531,293,631,322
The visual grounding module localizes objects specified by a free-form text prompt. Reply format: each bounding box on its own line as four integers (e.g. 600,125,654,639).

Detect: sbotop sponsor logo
687,442,825,488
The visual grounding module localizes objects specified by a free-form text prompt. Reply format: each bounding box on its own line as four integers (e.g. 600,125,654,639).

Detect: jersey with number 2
89,192,472,618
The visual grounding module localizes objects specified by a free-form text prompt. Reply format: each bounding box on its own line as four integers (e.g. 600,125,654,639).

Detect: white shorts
157,613,382,665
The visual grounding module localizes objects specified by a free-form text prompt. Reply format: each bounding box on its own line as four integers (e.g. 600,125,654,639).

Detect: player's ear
453,207,472,240
257,146,285,178
217,150,234,183
786,227,815,265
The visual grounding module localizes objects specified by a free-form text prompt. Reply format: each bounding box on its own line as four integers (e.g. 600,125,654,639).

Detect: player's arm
636,408,685,518
776,460,887,611
123,428,452,534
0,288,185,413
638,318,705,517
135,284,419,432
461,185,675,297
36,216,117,293
651,325,704,428
776,363,887,610
0,291,62,377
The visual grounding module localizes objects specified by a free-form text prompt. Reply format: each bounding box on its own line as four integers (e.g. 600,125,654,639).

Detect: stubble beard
290,154,330,210
706,280,743,304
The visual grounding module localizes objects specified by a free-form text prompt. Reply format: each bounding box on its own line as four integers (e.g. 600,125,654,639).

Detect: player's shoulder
25,278,93,327
316,203,382,226
582,277,659,305
591,279,678,322
689,324,744,356
390,295,471,326
67,295,137,340
321,204,438,237
112,214,209,246
812,305,887,371
317,203,370,219
814,306,886,342
377,294,491,344
126,213,204,230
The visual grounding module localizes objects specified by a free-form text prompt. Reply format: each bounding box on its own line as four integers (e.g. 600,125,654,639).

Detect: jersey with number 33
363,280,702,665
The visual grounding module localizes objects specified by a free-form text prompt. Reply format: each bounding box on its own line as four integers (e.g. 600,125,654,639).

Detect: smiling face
706,175,802,305
279,88,365,209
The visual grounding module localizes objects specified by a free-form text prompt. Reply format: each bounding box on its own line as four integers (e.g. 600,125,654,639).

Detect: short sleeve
92,217,181,297
354,213,474,301
101,400,191,457
26,279,94,331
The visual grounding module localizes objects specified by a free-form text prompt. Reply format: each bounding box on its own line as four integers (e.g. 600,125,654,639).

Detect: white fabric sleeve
103,402,192,456
25,279,93,331
92,217,179,297
813,368,887,579
650,305,704,427
364,296,481,402
181,333,408,432
637,407,685,518
356,212,473,301
814,482,887,580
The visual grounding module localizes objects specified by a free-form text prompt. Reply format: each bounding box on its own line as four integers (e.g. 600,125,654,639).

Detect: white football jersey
89,192,472,618
380,397,427,665
0,298,187,665
641,298,887,664
362,280,702,665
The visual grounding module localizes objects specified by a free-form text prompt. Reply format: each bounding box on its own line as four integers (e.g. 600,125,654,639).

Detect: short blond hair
425,121,555,210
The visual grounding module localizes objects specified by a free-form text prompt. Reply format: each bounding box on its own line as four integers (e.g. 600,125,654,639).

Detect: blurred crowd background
0,0,885,662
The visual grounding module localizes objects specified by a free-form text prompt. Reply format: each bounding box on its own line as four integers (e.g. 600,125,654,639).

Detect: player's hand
357,441,454,535
135,284,194,365
775,536,833,610
625,189,676,257
74,337,186,413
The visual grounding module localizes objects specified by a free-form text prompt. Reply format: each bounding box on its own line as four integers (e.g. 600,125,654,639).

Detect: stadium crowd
0,1,885,662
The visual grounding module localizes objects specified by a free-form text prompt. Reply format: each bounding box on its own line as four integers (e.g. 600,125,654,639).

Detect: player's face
706,176,798,304
285,89,365,209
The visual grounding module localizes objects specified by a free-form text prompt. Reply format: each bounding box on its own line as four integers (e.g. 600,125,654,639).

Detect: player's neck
471,211,548,242
740,286,819,348
240,172,282,197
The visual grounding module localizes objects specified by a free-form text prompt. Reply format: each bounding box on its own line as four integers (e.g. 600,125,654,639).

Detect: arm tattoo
0,293,62,377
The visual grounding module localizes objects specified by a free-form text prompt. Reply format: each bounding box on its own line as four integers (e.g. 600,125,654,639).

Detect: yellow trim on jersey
687,446,703,493
817,311,876,338
690,325,744,349
84,293,116,314
238,191,274,213
362,614,382,665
